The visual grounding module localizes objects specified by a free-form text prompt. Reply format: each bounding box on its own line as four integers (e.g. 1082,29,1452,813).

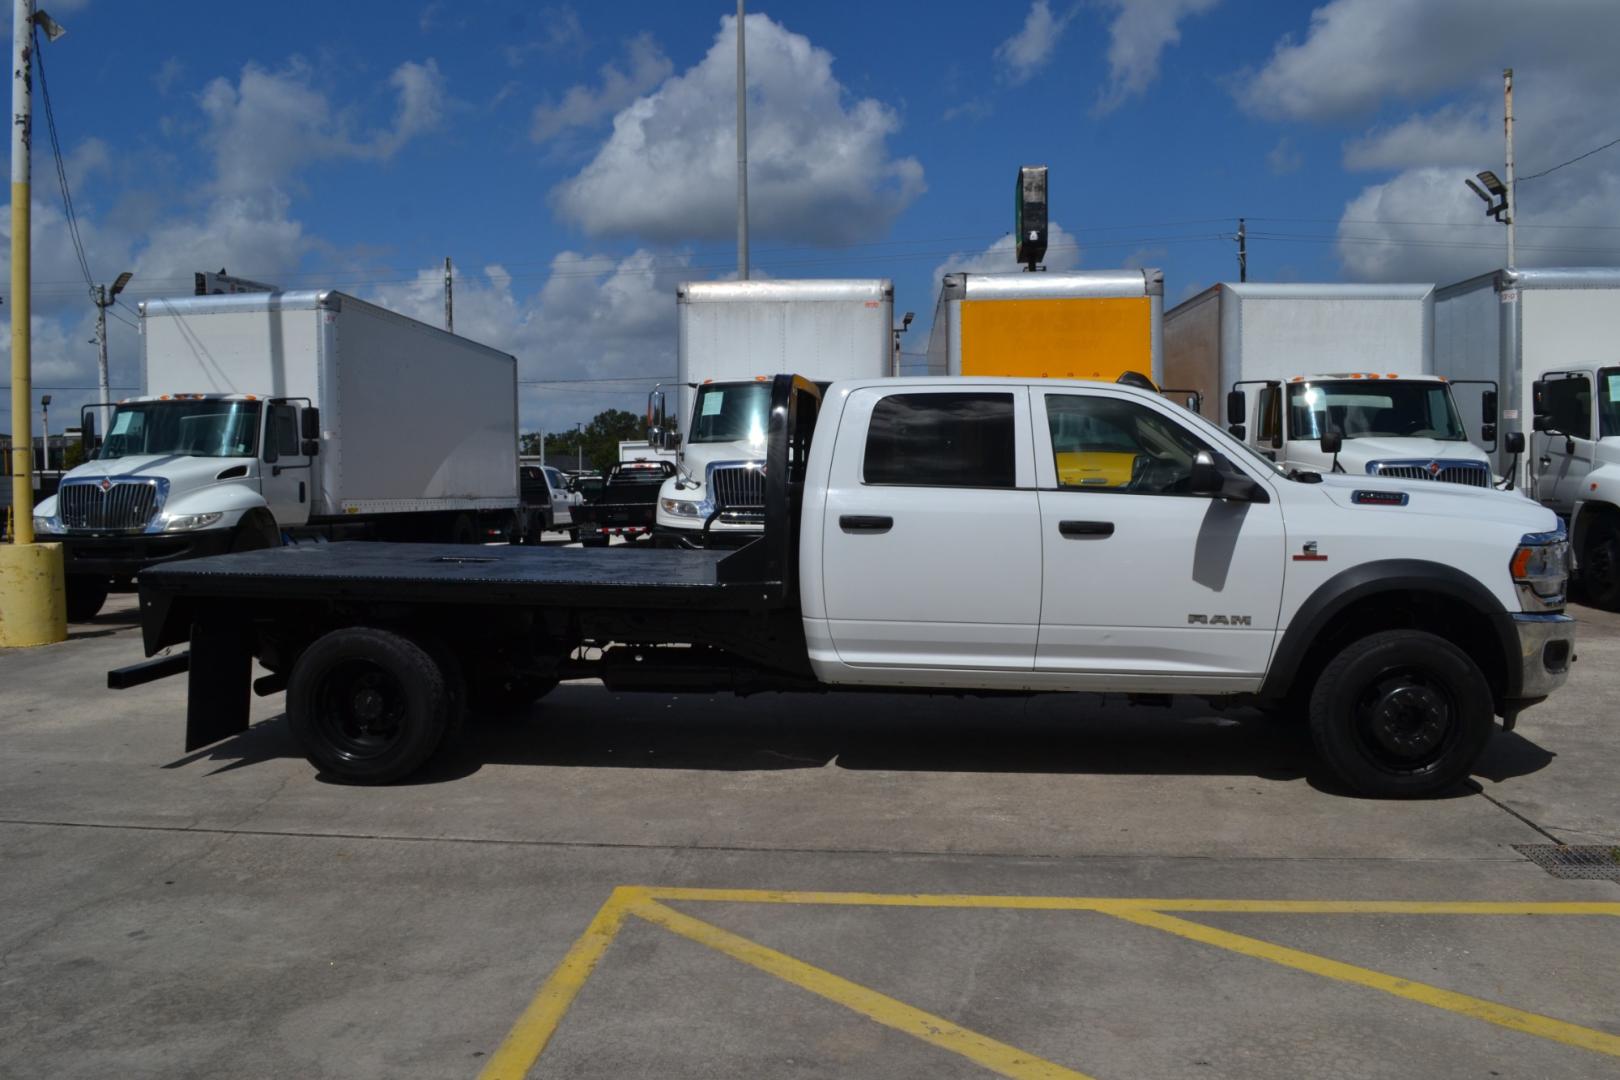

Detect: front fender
1262,559,1519,702
161,482,269,527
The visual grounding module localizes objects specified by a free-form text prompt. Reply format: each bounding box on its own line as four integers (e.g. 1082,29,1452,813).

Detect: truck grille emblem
99,478,112,493
1427,460,1441,476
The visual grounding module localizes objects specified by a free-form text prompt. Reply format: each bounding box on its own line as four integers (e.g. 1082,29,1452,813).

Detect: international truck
923,269,1164,384
1436,267,1620,607
650,279,892,548
33,291,521,620
113,374,1574,799
1166,283,1499,484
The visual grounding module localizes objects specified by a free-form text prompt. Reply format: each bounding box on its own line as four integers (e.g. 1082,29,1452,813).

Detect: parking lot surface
3,588,1617,1079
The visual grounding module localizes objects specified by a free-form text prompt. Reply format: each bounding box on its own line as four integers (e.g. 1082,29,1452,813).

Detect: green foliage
520,408,646,472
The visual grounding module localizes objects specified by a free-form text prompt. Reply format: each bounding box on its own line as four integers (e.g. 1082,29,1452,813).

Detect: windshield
1601,368,1620,438
98,400,260,460
690,382,770,445
1286,381,1465,441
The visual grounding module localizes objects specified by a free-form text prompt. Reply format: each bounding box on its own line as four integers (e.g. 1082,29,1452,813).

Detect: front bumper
652,523,761,550
56,528,236,578
1512,612,1576,698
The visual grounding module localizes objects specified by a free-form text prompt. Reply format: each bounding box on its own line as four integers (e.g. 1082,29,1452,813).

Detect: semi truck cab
32,394,318,619
652,378,774,548
1229,374,1500,486
1531,367,1620,606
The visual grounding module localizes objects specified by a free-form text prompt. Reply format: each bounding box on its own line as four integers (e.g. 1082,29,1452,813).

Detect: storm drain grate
1513,844,1620,881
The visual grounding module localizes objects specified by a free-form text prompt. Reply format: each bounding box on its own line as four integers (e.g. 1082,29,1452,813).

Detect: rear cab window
862,392,1017,488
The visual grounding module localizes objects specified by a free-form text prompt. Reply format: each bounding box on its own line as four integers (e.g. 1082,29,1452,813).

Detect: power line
1517,135,1620,184
32,24,94,297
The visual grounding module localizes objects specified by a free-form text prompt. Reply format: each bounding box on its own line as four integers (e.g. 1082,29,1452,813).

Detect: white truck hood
1315,473,1556,531
64,454,253,488
1335,436,1488,468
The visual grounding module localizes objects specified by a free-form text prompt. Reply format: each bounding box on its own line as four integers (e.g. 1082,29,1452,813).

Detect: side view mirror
1531,413,1549,433
1481,422,1497,444
1505,431,1525,455
1320,431,1343,455
301,438,320,457
1190,450,1221,494
301,407,321,441
1226,389,1246,423
1481,389,1498,426
1228,423,1247,442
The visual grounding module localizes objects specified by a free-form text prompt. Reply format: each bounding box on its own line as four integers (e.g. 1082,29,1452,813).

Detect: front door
820,386,1042,670
1033,387,1285,680
261,402,311,526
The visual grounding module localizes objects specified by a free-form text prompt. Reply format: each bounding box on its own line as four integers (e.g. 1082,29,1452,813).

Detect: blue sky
7,0,1620,437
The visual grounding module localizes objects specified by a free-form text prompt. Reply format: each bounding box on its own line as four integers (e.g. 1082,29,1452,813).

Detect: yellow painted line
642,887,1620,917
478,886,642,1080
629,896,1096,1080
1102,906,1620,1059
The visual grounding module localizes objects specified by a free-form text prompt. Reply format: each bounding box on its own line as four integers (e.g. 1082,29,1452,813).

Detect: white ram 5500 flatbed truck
115,375,1575,799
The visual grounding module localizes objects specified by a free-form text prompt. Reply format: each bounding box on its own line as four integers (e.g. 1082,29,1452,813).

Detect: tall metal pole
1237,218,1247,282
1503,68,1516,269
9,0,34,544
94,284,108,405
735,0,749,280
444,256,454,333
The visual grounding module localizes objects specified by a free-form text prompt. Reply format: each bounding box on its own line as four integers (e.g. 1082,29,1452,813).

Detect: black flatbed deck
140,541,780,610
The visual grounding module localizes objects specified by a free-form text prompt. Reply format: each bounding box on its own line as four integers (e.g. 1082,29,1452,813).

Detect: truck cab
1230,374,1497,487
1531,367,1620,606
652,378,773,548
32,394,318,619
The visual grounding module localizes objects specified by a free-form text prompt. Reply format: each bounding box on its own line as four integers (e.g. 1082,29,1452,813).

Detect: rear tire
1309,629,1494,798
581,533,609,548
1580,521,1620,610
287,627,449,784
448,513,477,545
230,513,278,552
64,575,109,621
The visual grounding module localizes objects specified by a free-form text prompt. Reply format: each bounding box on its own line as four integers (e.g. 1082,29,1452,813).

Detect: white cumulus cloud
933,222,1082,282
994,1,1076,86
531,34,673,144
1095,0,1219,114
551,13,924,246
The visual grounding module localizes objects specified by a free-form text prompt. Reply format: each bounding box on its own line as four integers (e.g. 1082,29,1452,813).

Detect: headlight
660,498,706,519
32,514,60,535
164,511,224,532
1511,527,1569,612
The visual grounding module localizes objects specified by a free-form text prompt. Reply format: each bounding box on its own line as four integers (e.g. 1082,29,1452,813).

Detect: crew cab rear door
1032,387,1285,680
820,385,1042,670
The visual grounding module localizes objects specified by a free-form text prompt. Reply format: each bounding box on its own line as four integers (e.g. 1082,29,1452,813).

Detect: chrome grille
1368,460,1491,488
58,478,163,532
709,463,765,515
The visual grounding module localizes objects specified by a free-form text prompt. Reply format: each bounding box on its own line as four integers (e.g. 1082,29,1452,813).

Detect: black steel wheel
64,575,109,621
287,627,449,784
1309,629,1494,798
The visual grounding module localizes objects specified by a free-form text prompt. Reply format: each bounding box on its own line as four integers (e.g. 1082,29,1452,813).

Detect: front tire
1580,521,1620,610
287,627,449,784
64,575,109,621
1309,629,1494,798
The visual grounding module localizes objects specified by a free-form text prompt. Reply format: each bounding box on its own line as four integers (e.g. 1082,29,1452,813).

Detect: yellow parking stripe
642,888,1620,917
1103,906,1620,1059
478,887,639,1080
630,896,1096,1080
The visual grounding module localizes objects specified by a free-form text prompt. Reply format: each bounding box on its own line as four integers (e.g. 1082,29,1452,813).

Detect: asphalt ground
2,554,1617,1079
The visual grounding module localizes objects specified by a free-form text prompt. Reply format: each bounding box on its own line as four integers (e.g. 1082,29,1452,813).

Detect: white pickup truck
115,375,1575,798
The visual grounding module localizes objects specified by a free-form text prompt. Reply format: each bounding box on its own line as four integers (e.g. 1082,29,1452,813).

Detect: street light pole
92,272,132,407
39,394,49,482
575,421,584,473
1503,68,1516,269
735,0,749,280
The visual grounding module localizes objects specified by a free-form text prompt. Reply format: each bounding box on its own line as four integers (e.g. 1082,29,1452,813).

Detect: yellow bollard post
0,0,67,647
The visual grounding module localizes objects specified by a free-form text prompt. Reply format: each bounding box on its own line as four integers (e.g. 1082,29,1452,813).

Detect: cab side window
267,404,300,459
863,392,1015,488
1541,376,1592,439
1046,394,1209,494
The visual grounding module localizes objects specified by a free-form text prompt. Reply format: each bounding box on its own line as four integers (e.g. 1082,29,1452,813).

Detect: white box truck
925,269,1164,384
1436,267,1620,606
650,279,892,548
33,290,521,618
1167,282,1497,484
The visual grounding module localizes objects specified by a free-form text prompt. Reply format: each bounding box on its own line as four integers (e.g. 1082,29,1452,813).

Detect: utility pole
3,0,68,646
574,421,584,473
735,0,749,280
444,256,454,333
1503,68,1516,269
1237,218,1247,282
92,272,131,406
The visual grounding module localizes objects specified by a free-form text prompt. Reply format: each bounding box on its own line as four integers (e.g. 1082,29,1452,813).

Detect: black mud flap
184,613,254,752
